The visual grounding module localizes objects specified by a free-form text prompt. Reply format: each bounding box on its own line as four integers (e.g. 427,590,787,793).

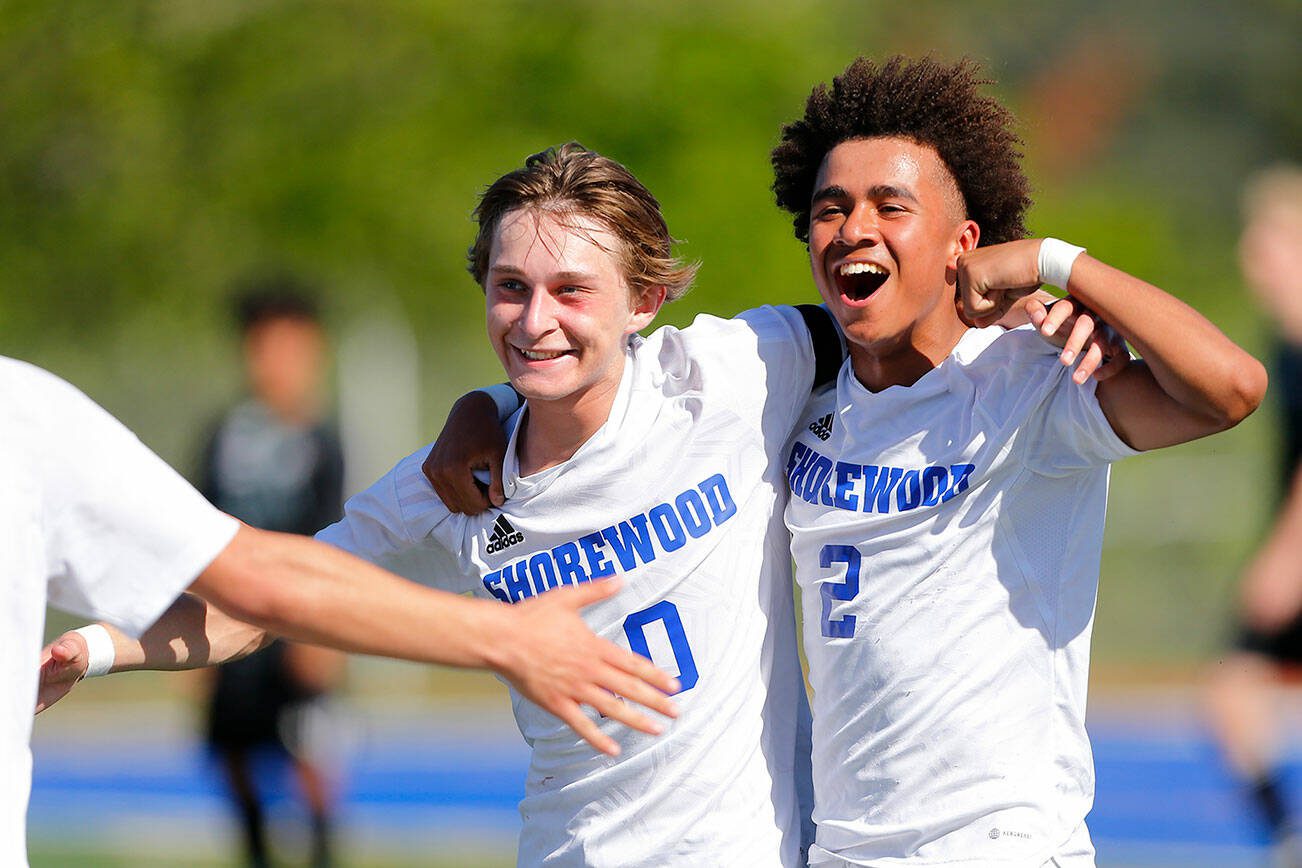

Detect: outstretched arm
43,524,679,756
37,593,270,712
960,238,1266,450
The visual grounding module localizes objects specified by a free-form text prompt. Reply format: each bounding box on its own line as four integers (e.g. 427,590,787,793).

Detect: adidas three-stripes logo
808,412,834,441
486,514,526,554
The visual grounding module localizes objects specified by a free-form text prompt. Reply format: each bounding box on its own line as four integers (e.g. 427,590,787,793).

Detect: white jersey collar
501,336,639,500
837,325,1004,403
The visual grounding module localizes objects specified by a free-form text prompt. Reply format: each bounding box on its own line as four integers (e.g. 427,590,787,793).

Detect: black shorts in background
1238,615,1302,665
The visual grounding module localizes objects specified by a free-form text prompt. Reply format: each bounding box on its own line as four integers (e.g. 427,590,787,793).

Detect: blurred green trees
4,0,1298,663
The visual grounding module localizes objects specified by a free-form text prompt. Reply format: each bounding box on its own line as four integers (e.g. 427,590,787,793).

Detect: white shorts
807,820,1095,868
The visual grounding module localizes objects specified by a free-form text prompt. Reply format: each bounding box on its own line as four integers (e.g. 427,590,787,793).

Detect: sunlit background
9,0,1299,865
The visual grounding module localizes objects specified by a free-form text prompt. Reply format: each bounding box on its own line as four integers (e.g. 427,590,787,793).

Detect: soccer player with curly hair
773,56,1265,866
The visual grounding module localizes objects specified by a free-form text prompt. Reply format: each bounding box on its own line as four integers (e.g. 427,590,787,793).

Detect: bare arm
36,593,271,712
960,238,1267,450
423,390,514,514
44,524,678,756
1241,466,1302,633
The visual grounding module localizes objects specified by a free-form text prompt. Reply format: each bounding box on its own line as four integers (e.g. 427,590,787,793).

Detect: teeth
839,262,886,276
519,349,567,361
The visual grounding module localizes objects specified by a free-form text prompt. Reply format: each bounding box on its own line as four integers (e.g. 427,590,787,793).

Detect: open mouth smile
833,261,889,302
515,347,573,362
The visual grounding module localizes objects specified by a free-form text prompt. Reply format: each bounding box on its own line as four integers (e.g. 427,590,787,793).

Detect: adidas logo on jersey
808,412,834,441
486,514,525,554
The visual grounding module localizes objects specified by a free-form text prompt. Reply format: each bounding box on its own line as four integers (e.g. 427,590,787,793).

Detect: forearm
189,526,514,673
1251,468,1302,572
108,593,272,673
1065,254,1266,428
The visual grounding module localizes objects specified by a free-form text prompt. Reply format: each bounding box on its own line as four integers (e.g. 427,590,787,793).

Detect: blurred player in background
1206,164,1302,862
199,279,346,868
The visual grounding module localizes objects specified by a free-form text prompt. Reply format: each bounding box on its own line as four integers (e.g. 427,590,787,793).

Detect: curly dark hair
772,56,1031,247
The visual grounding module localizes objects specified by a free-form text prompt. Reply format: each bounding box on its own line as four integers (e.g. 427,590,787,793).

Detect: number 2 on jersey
623,600,699,693
819,544,860,638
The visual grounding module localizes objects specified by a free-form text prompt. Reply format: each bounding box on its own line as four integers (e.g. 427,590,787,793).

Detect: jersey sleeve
675,304,843,438
16,363,239,637
315,447,474,593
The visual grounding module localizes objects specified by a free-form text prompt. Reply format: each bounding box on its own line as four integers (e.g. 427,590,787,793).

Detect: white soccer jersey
0,358,238,865
318,307,828,868
784,327,1139,867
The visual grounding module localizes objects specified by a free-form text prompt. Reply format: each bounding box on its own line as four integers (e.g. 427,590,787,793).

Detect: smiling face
809,137,979,385
485,208,662,416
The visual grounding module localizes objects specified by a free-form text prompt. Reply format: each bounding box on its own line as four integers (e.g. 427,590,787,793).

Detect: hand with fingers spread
1026,296,1131,383
35,632,90,714
496,578,679,756
423,390,512,514
955,238,1045,328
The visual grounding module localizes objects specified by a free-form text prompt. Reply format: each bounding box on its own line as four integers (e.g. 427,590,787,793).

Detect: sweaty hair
232,273,321,334
772,56,1031,247
468,143,697,302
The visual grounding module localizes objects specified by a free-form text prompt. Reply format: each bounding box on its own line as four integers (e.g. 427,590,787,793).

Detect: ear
948,219,980,268
626,285,667,334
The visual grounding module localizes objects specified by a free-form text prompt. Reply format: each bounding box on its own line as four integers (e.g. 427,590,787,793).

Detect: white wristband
1037,238,1086,289
478,383,523,422
73,625,115,678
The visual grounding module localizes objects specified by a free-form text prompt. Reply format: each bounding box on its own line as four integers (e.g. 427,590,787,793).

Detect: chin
510,377,575,404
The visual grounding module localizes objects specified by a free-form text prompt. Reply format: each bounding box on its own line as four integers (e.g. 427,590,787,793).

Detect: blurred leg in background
1207,166,1302,865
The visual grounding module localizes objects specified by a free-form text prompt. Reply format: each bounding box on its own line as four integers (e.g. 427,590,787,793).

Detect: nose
837,203,879,247
518,287,558,339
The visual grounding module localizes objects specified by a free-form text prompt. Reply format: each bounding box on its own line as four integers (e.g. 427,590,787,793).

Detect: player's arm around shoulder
1059,253,1265,451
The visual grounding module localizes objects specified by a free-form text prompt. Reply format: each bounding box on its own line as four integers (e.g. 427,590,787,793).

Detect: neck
849,314,969,392
259,394,318,427
516,362,625,477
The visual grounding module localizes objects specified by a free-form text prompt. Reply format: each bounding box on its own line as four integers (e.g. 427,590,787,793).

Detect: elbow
1213,355,1268,431
194,526,309,637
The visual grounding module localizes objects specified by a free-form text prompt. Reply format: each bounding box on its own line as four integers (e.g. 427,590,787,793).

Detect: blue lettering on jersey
552,541,588,585
601,515,656,571
481,474,739,603
579,531,615,580
786,441,975,516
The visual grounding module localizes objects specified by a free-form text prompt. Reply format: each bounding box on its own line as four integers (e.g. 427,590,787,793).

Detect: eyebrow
488,265,601,283
811,184,849,203
811,184,920,204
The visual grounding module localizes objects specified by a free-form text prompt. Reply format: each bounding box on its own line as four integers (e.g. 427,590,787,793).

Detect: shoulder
943,327,1075,422
638,305,814,376
957,325,1060,369
343,443,445,521
645,306,808,350
0,358,142,451
0,356,88,408
389,445,441,507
